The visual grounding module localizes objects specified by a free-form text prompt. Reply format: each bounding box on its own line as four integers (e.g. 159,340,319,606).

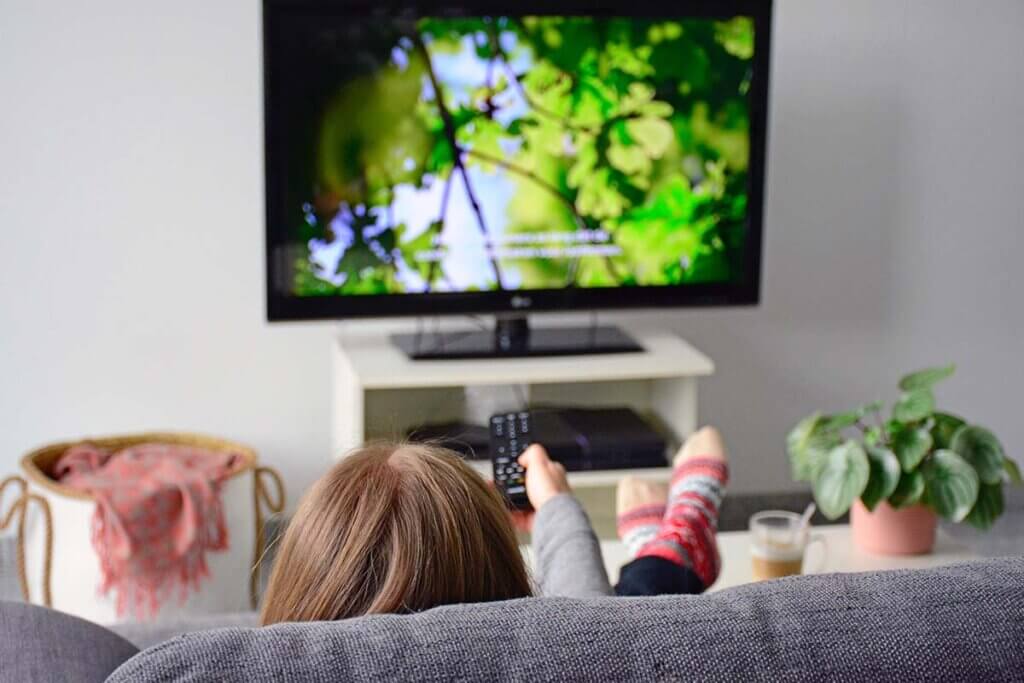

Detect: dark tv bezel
264,0,772,321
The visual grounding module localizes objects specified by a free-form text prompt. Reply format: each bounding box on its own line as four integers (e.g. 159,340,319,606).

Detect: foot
673,426,728,469
616,476,667,559
617,476,668,514
636,426,729,590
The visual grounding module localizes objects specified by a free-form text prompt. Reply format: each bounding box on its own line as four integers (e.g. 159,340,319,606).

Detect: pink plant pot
850,499,937,555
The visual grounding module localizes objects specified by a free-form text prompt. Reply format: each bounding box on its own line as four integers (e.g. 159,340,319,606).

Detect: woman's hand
518,444,570,511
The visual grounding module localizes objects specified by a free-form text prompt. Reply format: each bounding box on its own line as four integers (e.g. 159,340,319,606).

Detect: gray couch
2,557,1023,682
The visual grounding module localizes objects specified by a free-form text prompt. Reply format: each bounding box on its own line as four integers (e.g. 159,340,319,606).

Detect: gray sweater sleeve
531,493,613,598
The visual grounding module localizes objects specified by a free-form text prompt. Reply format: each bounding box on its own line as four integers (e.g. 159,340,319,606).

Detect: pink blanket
56,442,240,619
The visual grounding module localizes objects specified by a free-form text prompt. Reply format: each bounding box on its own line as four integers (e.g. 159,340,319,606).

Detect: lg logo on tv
510,296,532,309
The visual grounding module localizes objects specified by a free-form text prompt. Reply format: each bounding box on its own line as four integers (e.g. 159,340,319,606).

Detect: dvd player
525,407,668,471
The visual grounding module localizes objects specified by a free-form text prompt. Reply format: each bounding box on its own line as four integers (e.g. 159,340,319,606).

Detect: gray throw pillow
0,600,138,682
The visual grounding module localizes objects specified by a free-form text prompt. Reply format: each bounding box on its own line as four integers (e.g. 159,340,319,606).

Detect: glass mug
749,510,826,581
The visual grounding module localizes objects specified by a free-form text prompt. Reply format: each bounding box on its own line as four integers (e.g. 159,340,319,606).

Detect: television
264,0,772,357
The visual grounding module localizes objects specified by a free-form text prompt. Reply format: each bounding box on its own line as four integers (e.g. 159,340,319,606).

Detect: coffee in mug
749,510,824,581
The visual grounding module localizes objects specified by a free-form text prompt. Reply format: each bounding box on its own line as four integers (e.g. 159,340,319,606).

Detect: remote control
489,411,532,510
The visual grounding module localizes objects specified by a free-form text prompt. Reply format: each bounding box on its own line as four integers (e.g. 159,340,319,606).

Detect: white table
594,524,979,590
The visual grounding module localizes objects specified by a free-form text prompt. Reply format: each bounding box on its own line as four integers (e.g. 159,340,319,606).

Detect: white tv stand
332,324,714,486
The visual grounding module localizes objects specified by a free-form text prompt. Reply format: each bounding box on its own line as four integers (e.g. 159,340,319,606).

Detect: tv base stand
391,316,642,359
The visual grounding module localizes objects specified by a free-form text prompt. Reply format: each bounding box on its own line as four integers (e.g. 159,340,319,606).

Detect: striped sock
617,503,666,559
636,457,729,589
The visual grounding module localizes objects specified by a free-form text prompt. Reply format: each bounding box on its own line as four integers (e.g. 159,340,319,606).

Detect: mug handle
802,533,828,575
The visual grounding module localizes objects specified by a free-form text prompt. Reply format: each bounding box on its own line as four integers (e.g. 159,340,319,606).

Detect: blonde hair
260,442,532,624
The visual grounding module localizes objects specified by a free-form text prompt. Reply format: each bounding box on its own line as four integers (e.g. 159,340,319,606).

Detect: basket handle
250,466,286,609
1,476,53,607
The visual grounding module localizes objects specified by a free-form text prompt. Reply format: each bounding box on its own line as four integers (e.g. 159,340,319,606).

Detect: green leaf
931,412,966,450
921,450,980,522
950,425,1006,485
821,402,882,432
858,400,885,417
898,364,955,392
892,389,935,423
964,483,1004,530
574,168,629,220
426,135,455,174
625,117,674,158
607,141,651,176
820,412,858,432
813,441,870,520
714,17,755,59
861,446,902,512
1004,458,1022,485
889,470,925,509
397,221,441,280
891,424,933,473
786,414,841,482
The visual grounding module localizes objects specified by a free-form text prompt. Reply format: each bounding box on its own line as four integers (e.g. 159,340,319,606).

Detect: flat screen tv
264,0,772,355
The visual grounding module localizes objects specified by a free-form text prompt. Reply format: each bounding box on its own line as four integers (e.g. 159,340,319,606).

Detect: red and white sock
636,457,728,589
617,503,666,559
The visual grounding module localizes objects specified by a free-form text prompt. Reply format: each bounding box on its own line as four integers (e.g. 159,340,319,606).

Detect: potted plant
787,365,1019,555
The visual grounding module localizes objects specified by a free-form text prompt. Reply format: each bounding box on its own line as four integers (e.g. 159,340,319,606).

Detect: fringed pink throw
56,443,240,619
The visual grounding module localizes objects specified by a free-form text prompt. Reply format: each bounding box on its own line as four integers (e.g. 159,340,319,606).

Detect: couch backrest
109,557,1024,682
0,600,138,683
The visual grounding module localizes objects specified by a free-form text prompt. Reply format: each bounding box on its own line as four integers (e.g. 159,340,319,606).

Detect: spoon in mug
797,502,816,543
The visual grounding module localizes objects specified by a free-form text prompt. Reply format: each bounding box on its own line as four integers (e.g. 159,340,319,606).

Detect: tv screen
265,0,771,320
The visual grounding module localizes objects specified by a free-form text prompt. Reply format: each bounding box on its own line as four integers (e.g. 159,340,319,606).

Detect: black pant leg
614,556,706,596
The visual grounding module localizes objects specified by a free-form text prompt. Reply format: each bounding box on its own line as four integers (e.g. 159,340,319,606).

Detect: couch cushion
109,557,1024,682
0,600,138,682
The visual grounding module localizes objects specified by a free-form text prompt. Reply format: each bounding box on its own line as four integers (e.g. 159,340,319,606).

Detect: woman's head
260,442,532,625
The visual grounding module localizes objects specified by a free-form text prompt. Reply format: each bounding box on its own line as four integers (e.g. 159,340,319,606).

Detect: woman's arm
518,446,613,598
532,493,613,597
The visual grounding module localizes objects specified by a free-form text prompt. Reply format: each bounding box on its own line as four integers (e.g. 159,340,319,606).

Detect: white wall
2,0,1022,503
0,1,332,503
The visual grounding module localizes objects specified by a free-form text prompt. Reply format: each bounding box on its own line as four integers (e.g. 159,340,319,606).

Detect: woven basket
1,432,284,624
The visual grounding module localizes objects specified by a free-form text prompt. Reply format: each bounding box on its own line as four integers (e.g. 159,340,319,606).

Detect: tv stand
391,315,642,360
333,325,714,488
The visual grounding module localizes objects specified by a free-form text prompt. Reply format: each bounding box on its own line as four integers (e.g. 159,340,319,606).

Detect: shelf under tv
332,323,714,488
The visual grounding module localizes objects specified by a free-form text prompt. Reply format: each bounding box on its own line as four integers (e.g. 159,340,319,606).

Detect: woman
260,428,729,624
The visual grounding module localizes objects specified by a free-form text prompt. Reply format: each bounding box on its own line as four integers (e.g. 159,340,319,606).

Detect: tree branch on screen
462,146,623,286
423,170,455,293
414,34,505,290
